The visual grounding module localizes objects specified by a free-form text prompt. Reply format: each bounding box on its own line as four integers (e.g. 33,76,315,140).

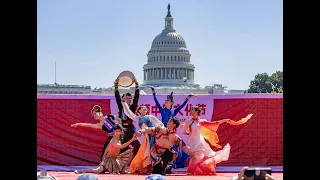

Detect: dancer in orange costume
181,106,252,175
136,117,193,175
122,101,164,174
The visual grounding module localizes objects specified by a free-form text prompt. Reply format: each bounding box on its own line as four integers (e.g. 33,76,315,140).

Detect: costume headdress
91,105,102,116
166,92,174,102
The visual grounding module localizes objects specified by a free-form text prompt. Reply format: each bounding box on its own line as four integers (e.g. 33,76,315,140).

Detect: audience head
77,173,98,180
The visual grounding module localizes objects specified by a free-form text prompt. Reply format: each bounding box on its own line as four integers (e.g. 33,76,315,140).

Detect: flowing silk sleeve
200,120,221,148
149,115,164,127
200,113,253,149
122,101,139,123
227,114,253,125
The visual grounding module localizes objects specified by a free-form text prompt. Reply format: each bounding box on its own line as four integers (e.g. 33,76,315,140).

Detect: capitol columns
186,69,188,79
173,68,176,79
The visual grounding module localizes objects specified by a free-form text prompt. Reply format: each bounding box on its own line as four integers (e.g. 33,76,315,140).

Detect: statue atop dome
166,3,172,17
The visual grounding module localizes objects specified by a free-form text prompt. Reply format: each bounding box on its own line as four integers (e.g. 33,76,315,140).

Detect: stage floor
37,166,283,173
41,171,284,180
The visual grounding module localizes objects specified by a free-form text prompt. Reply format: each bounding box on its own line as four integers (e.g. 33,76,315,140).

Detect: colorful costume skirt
129,134,152,174
186,144,230,175
99,149,133,174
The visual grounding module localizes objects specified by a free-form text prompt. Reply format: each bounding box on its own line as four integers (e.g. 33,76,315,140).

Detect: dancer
114,78,140,156
182,106,253,175
122,100,164,174
70,105,122,161
149,86,194,126
149,86,194,168
74,124,136,174
136,117,193,175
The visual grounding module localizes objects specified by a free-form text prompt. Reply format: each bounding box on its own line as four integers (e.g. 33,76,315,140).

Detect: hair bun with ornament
91,105,102,116
167,92,174,102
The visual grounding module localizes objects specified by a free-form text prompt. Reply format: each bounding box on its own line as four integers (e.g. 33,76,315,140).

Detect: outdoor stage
37,94,283,179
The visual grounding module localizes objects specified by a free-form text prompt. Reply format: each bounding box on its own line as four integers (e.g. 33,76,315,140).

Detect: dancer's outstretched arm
131,78,140,112
114,116,122,125
71,122,102,129
182,119,190,135
173,94,195,116
176,137,192,155
71,114,104,129
217,119,231,124
149,86,164,114
110,136,138,149
114,78,122,109
138,126,161,135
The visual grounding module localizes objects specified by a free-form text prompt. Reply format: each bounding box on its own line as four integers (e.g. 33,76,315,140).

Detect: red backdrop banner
37,99,111,166
211,98,283,166
37,96,282,166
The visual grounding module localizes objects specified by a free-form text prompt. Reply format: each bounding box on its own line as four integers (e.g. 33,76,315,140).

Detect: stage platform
37,166,283,173
39,171,284,180
38,166,283,180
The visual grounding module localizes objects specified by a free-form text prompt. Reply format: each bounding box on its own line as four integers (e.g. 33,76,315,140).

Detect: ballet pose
114,78,141,156
136,117,192,175
71,105,122,161
149,86,194,168
122,101,164,174
74,124,136,174
182,106,253,175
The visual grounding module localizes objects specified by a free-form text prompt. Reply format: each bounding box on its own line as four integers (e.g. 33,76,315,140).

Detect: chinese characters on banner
110,94,214,144
133,102,207,123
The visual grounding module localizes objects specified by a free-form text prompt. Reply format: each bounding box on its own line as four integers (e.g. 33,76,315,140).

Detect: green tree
247,71,283,93
270,71,283,92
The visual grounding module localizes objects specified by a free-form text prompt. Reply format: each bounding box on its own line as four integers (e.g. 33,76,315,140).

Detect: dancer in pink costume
182,106,252,175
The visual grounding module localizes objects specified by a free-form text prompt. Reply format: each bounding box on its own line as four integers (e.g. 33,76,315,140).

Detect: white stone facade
37,83,91,94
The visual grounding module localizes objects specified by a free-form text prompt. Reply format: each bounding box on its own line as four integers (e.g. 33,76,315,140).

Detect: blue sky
37,0,282,90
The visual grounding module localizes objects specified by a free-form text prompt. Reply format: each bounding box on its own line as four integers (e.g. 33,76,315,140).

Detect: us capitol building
142,4,198,89
37,4,244,95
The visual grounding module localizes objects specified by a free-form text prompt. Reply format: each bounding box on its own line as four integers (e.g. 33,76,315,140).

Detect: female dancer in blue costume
122,100,164,174
149,86,195,168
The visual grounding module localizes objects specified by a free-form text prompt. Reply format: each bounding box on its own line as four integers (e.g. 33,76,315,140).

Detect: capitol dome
151,32,187,49
142,4,199,88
